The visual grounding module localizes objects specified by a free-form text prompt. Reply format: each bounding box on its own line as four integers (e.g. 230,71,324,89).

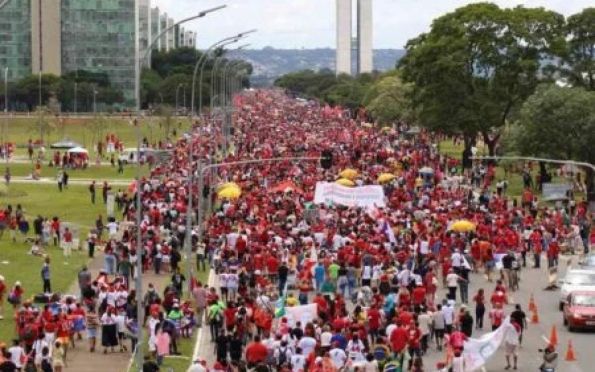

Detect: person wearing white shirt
8,340,25,369
443,301,455,333
329,346,347,369
290,348,307,372
320,326,333,352
345,335,365,362
297,335,317,357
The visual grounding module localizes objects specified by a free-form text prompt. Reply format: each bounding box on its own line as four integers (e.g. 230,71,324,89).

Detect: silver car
559,269,595,310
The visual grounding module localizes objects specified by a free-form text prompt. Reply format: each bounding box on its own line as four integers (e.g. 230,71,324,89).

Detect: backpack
277,346,289,367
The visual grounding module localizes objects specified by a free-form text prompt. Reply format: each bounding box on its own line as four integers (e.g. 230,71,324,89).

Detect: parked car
559,269,595,310
563,291,595,331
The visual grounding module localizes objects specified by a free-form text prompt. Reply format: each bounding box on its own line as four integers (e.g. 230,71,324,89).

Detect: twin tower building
336,0,373,76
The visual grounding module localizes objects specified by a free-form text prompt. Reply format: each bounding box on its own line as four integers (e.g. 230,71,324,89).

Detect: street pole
210,44,250,112
93,88,98,115
190,36,238,117
175,83,182,114
133,6,226,370
3,67,7,164
74,82,77,114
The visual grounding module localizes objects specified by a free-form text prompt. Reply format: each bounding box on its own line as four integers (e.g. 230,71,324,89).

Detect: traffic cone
531,308,540,324
528,293,536,312
565,340,577,361
549,325,558,346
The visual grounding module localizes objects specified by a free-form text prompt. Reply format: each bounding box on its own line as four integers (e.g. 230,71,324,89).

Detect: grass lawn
2,183,110,232
0,240,89,341
438,140,584,200
4,116,191,157
3,162,148,180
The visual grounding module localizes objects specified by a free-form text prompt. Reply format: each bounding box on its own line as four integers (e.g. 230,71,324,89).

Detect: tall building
150,7,161,51
335,0,352,75
139,0,152,59
0,0,192,105
61,0,136,102
0,0,32,81
167,17,174,51
184,31,196,48
357,0,373,74
335,0,373,75
159,13,168,51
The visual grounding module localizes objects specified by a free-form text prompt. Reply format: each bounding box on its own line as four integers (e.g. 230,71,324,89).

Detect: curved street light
191,29,256,117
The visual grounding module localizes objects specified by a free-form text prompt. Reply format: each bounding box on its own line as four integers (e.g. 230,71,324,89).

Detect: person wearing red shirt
449,329,467,352
412,283,427,306
530,229,543,268
245,335,269,366
489,303,505,331
407,321,422,367
547,238,559,268
367,306,381,342
473,289,486,329
389,322,409,353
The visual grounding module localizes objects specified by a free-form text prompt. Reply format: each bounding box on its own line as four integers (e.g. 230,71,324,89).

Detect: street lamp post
93,88,98,115
3,67,7,163
210,44,250,111
133,5,226,370
220,60,245,153
175,83,184,114
191,30,256,118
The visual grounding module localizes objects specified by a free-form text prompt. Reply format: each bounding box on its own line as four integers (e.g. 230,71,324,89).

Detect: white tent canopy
66,146,88,154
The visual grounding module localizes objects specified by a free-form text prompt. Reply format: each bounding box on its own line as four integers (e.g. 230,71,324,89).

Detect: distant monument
336,0,373,75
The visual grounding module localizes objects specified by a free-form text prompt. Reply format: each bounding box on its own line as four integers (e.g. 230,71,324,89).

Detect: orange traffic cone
565,340,577,361
531,308,540,324
528,293,536,312
549,325,558,346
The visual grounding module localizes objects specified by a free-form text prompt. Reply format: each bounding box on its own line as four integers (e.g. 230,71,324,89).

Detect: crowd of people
0,89,592,372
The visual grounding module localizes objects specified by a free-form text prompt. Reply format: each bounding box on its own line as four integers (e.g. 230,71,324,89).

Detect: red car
563,291,595,331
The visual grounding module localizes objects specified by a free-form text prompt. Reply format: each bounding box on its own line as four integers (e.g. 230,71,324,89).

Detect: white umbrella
419,167,434,175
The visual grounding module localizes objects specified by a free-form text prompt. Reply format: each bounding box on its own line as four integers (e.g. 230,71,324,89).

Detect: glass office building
150,7,161,51
61,0,136,102
0,0,32,81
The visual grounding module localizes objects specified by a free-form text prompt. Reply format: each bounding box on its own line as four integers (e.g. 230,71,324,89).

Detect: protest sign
314,182,386,208
284,304,318,327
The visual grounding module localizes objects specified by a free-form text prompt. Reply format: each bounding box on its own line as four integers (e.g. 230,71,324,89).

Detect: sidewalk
63,252,170,372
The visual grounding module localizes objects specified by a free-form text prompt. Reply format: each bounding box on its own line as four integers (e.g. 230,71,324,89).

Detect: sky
152,0,592,49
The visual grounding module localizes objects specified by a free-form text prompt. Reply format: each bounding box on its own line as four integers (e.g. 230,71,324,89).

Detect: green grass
2,183,110,232
4,116,191,157
438,139,585,200
3,162,148,180
0,240,89,341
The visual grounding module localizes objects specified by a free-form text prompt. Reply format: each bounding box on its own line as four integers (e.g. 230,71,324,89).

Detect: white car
559,269,595,310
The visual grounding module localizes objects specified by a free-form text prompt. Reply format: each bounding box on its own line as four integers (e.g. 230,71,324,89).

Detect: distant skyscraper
357,0,373,73
139,0,152,59
335,0,373,75
336,0,352,75
151,7,161,51
160,13,168,51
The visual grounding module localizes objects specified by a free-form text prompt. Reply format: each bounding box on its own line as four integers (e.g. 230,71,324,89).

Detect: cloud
152,0,592,49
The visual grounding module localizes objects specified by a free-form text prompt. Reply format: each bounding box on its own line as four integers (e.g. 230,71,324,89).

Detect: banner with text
542,183,572,201
284,304,318,327
314,182,386,208
463,317,519,371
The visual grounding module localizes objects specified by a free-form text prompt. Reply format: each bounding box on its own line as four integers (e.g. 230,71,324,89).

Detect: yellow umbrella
377,173,396,184
216,182,241,192
217,186,242,199
449,220,476,232
336,178,355,187
339,168,359,180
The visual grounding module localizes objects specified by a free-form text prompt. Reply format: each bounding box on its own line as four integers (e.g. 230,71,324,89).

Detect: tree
400,3,566,161
30,106,54,145
15,74,61,110
154,105,174,138
363,71,414,125
512,84,595,201
560,8,595,90
140,68,163,109
86,114,112,154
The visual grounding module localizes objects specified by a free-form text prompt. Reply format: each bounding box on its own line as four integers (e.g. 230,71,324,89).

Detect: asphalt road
196,254,592,371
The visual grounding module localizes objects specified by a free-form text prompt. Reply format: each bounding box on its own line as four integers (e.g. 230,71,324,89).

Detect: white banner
463,317,518,371
542,183,572,201
284,304,318,327
314,182,386,208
